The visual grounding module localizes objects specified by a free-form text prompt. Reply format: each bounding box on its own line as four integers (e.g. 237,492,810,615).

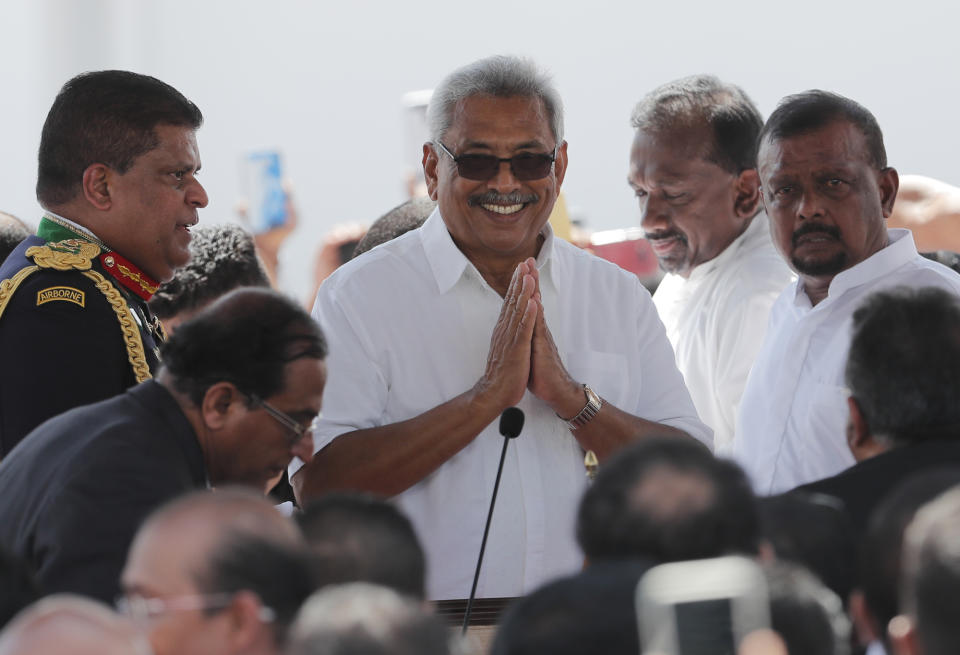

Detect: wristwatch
563,384,603,430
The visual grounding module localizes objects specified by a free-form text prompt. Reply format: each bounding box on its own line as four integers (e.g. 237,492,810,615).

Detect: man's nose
488,160,522,193
797,190,825,221
639,195,670,232
291,432,315,464
188,179,209,208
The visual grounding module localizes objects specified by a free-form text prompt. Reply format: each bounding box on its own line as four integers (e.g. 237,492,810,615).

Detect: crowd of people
1,54,959,655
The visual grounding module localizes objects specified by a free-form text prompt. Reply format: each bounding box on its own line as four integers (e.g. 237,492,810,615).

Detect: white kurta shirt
733,228,960,494
653,215,794,453
296,208,710,600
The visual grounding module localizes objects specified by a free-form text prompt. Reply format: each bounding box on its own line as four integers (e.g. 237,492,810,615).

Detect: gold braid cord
0,240,152,383
81,270,152,383
0,266,41,321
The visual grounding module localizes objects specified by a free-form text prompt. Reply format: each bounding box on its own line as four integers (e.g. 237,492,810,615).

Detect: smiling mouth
481,203,525,215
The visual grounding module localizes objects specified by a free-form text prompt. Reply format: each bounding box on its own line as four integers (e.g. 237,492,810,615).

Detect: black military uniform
0,214,164,456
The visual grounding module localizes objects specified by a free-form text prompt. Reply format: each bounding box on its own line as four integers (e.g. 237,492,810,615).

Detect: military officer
0,70,207,455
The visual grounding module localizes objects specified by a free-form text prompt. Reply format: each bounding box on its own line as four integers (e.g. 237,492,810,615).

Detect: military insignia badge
26,240,101,272
36,286,86,307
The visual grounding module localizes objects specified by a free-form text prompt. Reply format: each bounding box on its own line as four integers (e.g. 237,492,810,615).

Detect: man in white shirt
292,55,710,600
733,90,960,494
629,75,794,452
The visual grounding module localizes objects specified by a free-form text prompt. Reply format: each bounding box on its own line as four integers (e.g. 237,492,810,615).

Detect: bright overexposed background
2,0,956,299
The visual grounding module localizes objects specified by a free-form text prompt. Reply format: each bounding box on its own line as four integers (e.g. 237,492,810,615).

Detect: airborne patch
37,286,85,308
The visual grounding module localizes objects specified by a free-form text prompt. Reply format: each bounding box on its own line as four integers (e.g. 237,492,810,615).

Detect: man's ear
423,143,440,201
224,591,270,651
847,395,871,451
553,140,569,189
200,382,245,431
733,168,761,218
879,167,900,218
81,163,113,210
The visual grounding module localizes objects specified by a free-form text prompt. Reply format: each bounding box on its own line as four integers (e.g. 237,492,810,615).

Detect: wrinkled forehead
758,119,872,177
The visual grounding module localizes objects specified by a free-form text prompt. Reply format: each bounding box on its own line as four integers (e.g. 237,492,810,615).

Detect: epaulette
0,239,151,383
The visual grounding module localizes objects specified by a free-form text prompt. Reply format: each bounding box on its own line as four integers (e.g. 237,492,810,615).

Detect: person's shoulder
322,229,427,294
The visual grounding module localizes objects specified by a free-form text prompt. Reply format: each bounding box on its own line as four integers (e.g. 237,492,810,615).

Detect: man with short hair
629,76,793,451
795,287,960,533
120,488,316,655
576,436,760,564
294,55,708,599
733,91,960,494
0,70,208,456
891,486,960,655
148,223,271,334
0,288,325,602
297,493,427,599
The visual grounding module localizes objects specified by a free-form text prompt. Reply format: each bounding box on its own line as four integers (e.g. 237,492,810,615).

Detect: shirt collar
40,211,104,245
686,212,769,282
420,206,558,294
793,228,917,305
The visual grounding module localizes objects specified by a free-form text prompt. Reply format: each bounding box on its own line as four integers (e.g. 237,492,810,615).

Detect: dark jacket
0,380,205,602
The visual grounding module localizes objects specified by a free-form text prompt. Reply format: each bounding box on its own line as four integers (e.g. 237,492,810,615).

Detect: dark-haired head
37,70,203,207
846,286,960,445
148,223,270,329
759,90,886,170
161,287,326,405
632,75,763,175
297,493,426,599
577,437,759,563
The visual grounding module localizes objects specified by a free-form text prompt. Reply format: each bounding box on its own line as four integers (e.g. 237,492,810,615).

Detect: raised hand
526,261,584,418
473,258,539,410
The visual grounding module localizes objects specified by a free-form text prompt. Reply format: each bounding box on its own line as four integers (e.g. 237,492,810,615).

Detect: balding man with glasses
119,488,314,655
293,55,709,600
0,288,325,603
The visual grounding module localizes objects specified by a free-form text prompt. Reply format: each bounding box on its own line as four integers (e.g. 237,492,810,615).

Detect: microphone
462,407,524,634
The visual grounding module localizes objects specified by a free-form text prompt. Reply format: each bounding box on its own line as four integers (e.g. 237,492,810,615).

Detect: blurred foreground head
577,437,759,562
121,488,314,655
297,493,426,599
287,583,449,655
0,595,151,655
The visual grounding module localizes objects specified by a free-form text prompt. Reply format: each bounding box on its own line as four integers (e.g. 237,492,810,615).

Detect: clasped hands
474,258,586,420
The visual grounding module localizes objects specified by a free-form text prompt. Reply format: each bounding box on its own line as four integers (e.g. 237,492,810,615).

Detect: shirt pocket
563,350,630,408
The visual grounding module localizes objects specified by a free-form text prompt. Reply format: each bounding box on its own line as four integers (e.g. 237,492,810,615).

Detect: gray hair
427,55,564,145
631,75,763,174
287,583,452,655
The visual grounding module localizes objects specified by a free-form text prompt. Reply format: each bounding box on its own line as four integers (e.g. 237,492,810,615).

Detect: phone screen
675,598,736,655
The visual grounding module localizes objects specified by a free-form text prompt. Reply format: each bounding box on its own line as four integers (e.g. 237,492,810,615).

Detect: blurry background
2,0,956,299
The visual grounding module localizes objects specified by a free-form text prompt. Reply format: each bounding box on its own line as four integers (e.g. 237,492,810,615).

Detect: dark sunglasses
435,141,557,181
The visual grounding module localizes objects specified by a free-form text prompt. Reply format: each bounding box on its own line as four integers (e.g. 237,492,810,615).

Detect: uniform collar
420,207,558,294
38,212,160,300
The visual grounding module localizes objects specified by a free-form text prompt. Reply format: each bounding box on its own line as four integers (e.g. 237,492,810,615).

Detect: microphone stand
461,407,524,635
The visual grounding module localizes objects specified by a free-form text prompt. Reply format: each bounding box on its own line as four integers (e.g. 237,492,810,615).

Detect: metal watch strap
565,384,603,430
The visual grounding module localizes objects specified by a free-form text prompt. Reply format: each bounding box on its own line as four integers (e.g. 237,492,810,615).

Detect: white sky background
1,0,957,299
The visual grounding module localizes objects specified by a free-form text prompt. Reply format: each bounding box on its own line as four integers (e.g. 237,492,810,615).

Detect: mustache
468,191,539,207
644,229,688,244
792,222,841,248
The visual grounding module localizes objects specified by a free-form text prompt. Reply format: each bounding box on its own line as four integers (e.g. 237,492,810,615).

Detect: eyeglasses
435,141,557,181
116,592,276,623
248,394,313,446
